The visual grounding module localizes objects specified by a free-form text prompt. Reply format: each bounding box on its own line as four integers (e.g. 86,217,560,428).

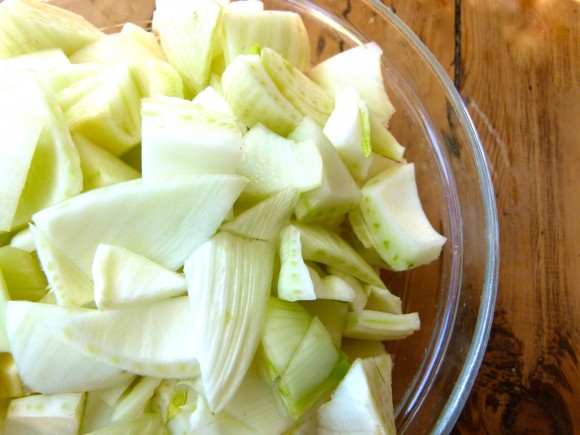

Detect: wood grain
382,0,580,432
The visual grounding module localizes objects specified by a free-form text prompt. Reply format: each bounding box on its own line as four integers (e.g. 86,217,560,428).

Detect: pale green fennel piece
260,297,312,383
343,310,421,341
359,163,447,271
184,232,275,413
317,354,396,434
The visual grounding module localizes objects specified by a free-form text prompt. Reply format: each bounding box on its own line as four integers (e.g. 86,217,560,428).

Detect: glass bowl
51,0,500,432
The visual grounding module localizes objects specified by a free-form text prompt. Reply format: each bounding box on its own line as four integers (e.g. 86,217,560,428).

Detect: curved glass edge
365,2,500,433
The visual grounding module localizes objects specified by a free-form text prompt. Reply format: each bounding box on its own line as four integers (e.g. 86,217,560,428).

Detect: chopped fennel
0,0,450,433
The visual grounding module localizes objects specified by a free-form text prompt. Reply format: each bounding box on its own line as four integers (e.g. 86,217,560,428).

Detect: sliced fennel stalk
309,42,395,125
185,231,275,413
223,8,310,71
0,0,103,59
277,225,317,302
222,54,302,136
360,163,446,270
260,47,333,127
291,222,385,287
153,0,223,96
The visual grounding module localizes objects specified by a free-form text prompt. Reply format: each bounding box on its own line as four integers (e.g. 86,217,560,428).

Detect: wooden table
381,0,579,433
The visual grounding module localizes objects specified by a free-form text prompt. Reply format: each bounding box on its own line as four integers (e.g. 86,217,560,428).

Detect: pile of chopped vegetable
0,0,446,433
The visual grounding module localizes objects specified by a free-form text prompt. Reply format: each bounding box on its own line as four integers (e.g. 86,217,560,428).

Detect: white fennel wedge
33,174,247,276
192,86,235,116
365,284,403,315
185,232,274,413
65,63,142,156
326,268,369,314
323,87,373,183
93,244,186,310
111,377,162,422
300,300,349,348
260,297,312,383
47,296,198,378
5,301,132,394
237,124,323,201
0,0,103,59
318,354,396,435
153,0,223,96
141,96,242,178
309,42,395,125
69,24,165,65
359,163,447,270
224,361,294,434
223,7,310,71
344,310,421,341
260,47,333,126
277,317,349,420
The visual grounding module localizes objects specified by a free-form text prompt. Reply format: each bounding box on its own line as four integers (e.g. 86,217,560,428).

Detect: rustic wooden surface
379,0,580,433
